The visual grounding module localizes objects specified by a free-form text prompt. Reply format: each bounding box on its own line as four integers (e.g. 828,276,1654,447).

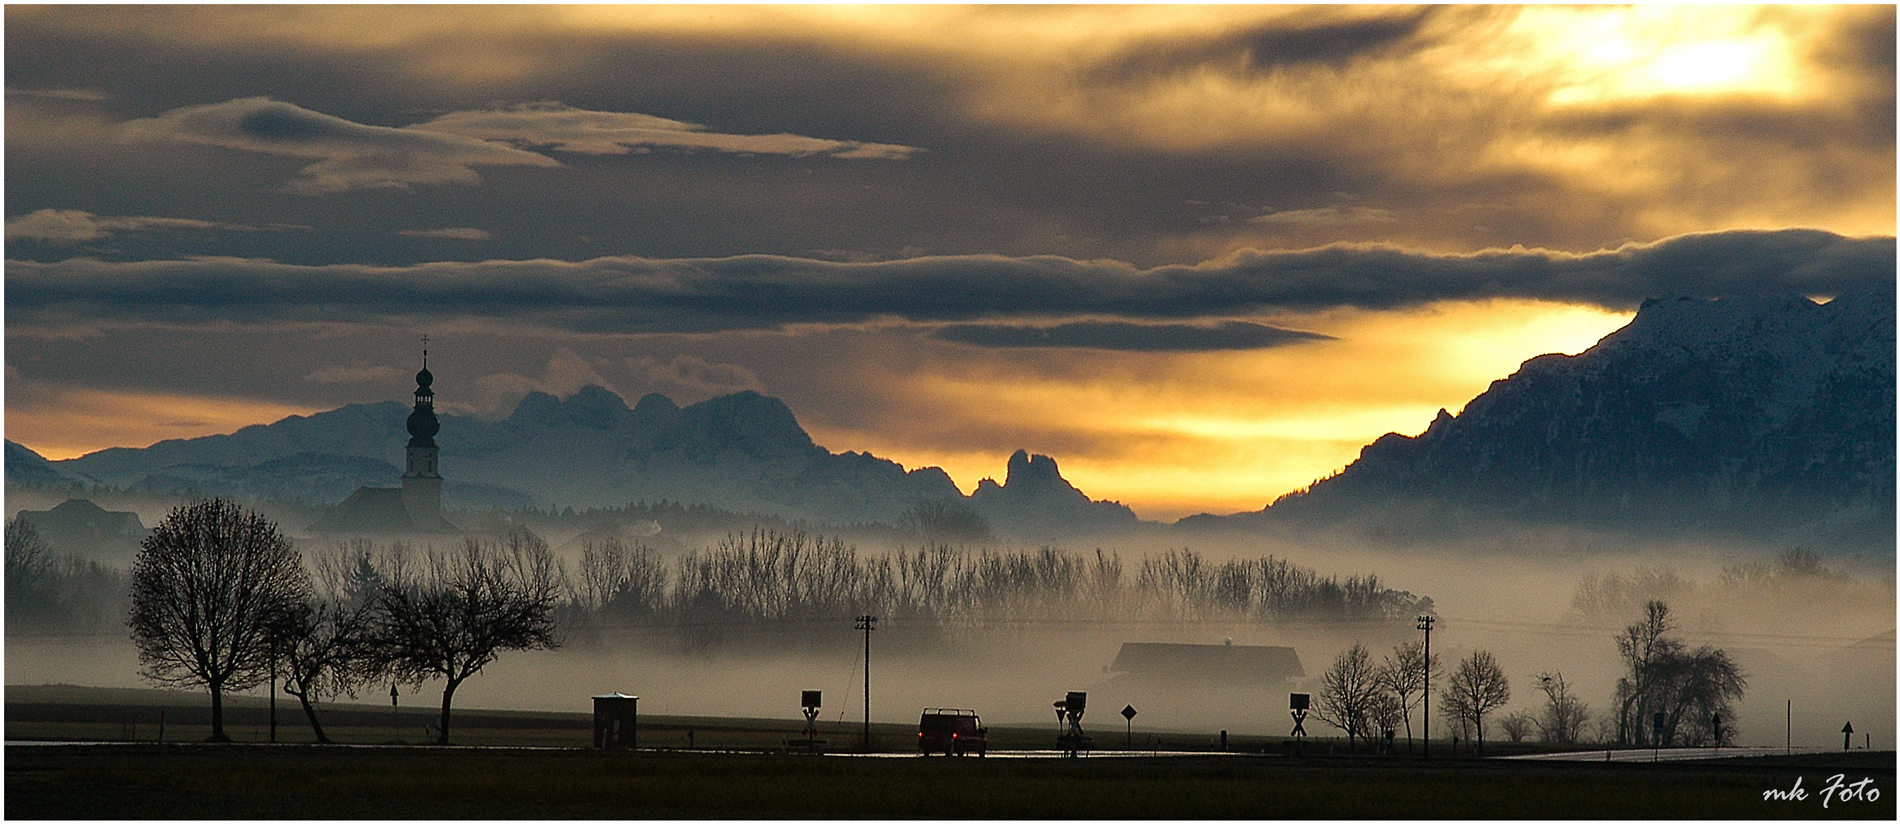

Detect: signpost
1122,704,1137,746
1653,712,1665,761
799,690,823,753
1290,693,1309,756
1056,692,1090,757
1842,721,1854,751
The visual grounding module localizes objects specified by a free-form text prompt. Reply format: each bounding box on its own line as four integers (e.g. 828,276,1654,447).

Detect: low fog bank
8,519,1890,751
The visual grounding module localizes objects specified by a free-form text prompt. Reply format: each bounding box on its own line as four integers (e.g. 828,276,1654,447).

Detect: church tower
400,346,446,530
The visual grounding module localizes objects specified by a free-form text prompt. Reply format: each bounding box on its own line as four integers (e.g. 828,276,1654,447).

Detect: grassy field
7,685,1895,819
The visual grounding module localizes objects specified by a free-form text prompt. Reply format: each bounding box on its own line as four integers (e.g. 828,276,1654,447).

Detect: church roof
306,486,454,534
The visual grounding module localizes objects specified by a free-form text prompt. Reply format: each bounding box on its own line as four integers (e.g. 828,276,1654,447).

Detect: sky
5,5,1895,523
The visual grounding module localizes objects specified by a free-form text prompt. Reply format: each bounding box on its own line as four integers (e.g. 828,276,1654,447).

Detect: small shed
593,693,639,750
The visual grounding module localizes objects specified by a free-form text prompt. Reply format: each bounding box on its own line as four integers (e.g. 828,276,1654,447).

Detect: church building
309,352,456,534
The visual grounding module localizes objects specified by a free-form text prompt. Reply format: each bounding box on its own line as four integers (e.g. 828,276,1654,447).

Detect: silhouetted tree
274,599,380,744
572,538,668,624
1532,671,1590,744
1368,692,1404,751
6,516,58,626
1440,649,1510,755
1314,642,1382,749
1377,639,1438,753
1498,712,1534,743
127,499,309,742
1612,600,1745,746
374,530,563,744
1569,566,1693,622
898,498,994,544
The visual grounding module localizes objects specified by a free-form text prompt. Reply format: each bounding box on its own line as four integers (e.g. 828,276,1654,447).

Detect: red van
917,708,987,756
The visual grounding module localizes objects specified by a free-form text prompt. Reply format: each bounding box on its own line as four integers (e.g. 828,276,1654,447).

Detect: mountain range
11,386,1138,538
1185,286,1895,551
9,286,1892,550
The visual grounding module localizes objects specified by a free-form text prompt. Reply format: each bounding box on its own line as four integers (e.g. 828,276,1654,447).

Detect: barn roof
1109,642,1304,681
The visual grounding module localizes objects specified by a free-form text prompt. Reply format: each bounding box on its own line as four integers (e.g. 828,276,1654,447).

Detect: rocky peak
1260,288,1895,549
505,385,635,430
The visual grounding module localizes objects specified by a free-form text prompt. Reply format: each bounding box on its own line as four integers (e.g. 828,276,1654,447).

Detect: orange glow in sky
806,300,1635,521
8,389,323,462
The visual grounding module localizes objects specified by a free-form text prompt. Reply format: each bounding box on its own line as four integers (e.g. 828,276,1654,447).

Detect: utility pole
855,614,877,752
1417,615,1435,758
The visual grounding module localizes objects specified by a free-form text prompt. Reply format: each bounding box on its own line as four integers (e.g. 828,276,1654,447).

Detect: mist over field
10,516,1888,751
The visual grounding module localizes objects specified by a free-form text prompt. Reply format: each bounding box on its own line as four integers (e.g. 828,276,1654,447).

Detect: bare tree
1377,639,1438,753
374,530,563,744
274,599,381,743
1532,671,1590,744
897,498,994,544
6,516,58,626
9,516,130,634
1611,601,1745,746
127,499,309,742
1498,712,1535,742
1313,642,1382,749
1368,692,1404,752
311,538,388,611
573,538,668,624
1440,649,1510,755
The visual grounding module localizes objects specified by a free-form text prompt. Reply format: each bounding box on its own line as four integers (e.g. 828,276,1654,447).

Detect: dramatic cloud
933,320,1331,352
9,230,1888,334
4,209,264,244
304,364,401,385
1250,207,1398,227
415,102,922,160
396,228,492,241
4,5,1891,518
120,97,561,194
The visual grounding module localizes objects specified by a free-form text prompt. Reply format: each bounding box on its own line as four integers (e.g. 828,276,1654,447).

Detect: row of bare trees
127,500,561,744
5,516,128,633
1317,600,1747,753
1315,640,1516,754
563,532,1430,637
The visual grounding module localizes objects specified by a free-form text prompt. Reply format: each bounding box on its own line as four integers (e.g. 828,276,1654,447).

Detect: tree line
1313,599,1744,753
126,500,561,744
108,501,1430,744
5,516,128,634
565,529,1432,641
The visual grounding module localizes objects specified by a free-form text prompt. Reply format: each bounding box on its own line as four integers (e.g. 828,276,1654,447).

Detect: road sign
1121,705,1137,720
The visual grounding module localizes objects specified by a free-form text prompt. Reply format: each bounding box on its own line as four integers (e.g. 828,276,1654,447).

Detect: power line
1433,615,1882,648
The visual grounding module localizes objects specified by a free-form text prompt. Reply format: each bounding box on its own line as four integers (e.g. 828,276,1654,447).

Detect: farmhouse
12,498,148,558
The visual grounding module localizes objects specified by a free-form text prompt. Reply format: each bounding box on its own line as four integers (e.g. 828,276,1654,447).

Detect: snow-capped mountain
1194,286,1896,551
18,387,1138,535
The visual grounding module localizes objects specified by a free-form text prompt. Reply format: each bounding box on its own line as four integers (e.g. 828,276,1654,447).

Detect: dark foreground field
7,687,1894,819
8,743,1894,819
